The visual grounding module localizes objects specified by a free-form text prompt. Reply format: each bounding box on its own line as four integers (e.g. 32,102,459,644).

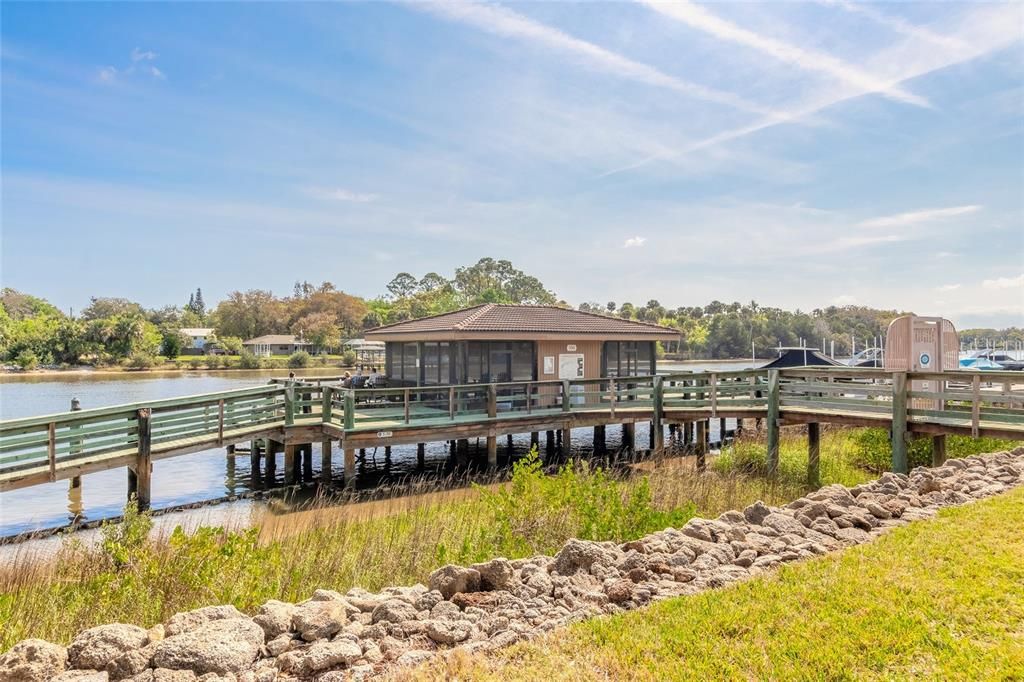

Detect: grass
0,426,1013,652
407,486,1024,681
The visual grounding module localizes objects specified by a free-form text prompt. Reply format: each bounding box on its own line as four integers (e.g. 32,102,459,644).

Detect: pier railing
2,368,1023,491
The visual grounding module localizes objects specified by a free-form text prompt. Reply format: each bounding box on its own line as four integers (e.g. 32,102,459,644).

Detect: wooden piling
546,430,556,456
766,369,780,476
417,443,426,469
132,408,152,511
302,444,313,481
69,398,83,493
593,425,606,452
932,434,947,467
487,435,498,468
622,422,635,452
321,439,332,482
695,420,706,472
284,444,298,485
343,447,356,486
807,422,820,486
264,440,277,484
891,371,908,474
530,432,539,452
560,425,572,455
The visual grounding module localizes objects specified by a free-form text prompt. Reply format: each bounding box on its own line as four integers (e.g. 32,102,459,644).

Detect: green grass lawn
418,486,1024,681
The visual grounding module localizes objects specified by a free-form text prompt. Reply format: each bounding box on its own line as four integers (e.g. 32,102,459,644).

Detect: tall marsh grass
3,425,1007,650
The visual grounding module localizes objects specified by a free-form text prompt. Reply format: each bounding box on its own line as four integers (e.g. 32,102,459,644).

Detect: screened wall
385,340,536,386
601,341,656,377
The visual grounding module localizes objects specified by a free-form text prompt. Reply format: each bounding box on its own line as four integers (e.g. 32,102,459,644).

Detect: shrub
238,351,262,369
206,355,222,370
288,351,310,369
14,350,38,370
340,350,358,366
186,357,203,370
218,336,244,355
849,428,1018,473
125,352,156,370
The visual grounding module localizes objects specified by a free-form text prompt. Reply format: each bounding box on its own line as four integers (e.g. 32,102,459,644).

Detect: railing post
709,372,718,418
449,386,456,419
766,369,780,476
284,385,295,427
404,388,411,424
807,422,820,486
487,383,498,419
344,390,355,430
134,408,152,511
970,374,981,438
322,386,332,423
652,376,664,452
561,379,571,412
217,399,225,446
47,422,57,482
891,371,908,474
609,378,616,418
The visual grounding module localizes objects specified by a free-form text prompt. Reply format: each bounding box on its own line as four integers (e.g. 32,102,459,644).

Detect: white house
180,327,215,352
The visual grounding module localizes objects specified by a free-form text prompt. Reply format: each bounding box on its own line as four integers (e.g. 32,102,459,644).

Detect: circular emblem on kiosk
919,352,930,367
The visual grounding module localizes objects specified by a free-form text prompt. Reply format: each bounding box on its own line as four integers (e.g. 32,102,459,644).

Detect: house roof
364,304,679,341
242,335,311,345
180,327,215,336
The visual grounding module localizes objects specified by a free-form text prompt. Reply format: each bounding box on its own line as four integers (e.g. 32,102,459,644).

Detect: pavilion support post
807,422,820,487
546,430,556,457
417,443,426,469
695,420,706,472
719,417,727,444
891,371,909,474
302,444,313,481
736,419,744,438
682,421,692,448
250,439,260,469
593,425,606,453
384,446,392,459
932,434,947,467
652,376,664,452
284,444,298,485
560,425,572,456
265,440,278,484
487,435,498,469
343,447,356,486
456,439,470,466
766,369,781,477
530,432,539,453
622,423,635,453
321,439,332,482
130,408,152,511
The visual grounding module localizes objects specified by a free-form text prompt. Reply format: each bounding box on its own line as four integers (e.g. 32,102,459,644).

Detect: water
0,361,753,537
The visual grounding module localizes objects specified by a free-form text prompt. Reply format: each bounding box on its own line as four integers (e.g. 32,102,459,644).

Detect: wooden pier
2,368,1022,509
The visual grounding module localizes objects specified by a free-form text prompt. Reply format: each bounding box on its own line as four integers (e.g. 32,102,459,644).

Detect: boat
958,356,1006,371
761,347,845,369
847,347,884,368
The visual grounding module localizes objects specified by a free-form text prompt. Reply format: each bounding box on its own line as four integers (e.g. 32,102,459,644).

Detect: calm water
0,361,753,537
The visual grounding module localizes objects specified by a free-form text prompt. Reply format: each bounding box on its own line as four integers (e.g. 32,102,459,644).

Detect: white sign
566,344,577,352
559,353,584,379
919,352,931,367
376,431,393,438
543,356,555,375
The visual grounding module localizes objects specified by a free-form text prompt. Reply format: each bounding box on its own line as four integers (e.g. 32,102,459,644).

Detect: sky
2,1,1023,328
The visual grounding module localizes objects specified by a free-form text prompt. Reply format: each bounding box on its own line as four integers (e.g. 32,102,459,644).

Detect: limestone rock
276,640,362,676
165,606,246,637
425,620,473,646
428,565,481,599
253,600,295,639
552,539,615,576
69,624,149,671
371,599,419,625
105,643,156,681
151,618,264,675
470,558,515,591
292,600,355,642
0,638,68,682
742,501,771,525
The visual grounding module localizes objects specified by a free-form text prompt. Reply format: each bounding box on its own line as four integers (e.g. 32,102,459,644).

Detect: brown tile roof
365,304,678,338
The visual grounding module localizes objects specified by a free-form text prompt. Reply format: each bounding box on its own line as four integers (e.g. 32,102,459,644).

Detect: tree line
2,257,1019,369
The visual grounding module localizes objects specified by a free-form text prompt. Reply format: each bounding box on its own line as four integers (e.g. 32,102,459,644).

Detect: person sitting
350,369,367,389
341,371,352,388
367,366,385,387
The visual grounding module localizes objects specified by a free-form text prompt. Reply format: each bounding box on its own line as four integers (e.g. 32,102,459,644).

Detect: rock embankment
3,448,1022,681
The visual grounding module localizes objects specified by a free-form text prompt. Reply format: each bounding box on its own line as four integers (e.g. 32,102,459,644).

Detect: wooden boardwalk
2,368,1022,508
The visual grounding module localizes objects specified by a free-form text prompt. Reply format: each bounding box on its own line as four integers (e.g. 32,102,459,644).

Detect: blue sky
2,1,1022,327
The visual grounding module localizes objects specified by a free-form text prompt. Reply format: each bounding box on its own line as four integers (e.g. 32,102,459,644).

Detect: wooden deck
2,368,1023,502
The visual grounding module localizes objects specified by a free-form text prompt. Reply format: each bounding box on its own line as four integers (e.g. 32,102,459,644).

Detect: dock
2,367,1022,510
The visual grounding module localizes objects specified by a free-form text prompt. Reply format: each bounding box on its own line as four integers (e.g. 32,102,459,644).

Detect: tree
81,297,144,321
606,302,616,314
160,328,187,359
387,273,419,300
212,290,287,340
418,272,449,293
292,311,340,351
362,310,383,329
452,258,555,305
218,336,244,355
193,288,205,318
618,302,635,319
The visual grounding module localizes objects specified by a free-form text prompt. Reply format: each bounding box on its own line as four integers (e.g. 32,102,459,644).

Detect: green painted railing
2,368,1022,486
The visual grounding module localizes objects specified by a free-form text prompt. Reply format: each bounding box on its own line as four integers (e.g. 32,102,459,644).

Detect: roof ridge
365,303,488,333
455,303,494,330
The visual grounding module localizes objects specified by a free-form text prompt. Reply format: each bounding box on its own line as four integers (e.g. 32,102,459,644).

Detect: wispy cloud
131,47,157,62
96,48,165,84
639,0,929,107
982,274,1024,290
304,186,379,203
603,3,1023,177
623,236,647,248
821,0,966,51
936,283,962,292
414,1,778,117
858,205,981,228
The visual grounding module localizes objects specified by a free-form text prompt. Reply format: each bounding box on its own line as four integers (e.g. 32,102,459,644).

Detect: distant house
342,338,385,365
242,335,312,357
179,327,215,354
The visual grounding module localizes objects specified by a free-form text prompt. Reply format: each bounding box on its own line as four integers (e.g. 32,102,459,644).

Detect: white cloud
623,236,647,248
149,66,165,80
832,294,857,305
97,66,118,84
639,0,929,107
304,186,379,203
982,274,1024,290
415,1,778,117
858,205,981,229
936,284,962,292
821,0,966,50
131,47,158,62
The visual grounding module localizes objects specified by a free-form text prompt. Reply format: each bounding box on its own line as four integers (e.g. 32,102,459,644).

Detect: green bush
14,350,38,370
340,350,358,366
125,352,156,370
288,351,310,369
849,428,1018,473
186,357,203,370
238,351,262,369
206,355,222,370
218,336,244,355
